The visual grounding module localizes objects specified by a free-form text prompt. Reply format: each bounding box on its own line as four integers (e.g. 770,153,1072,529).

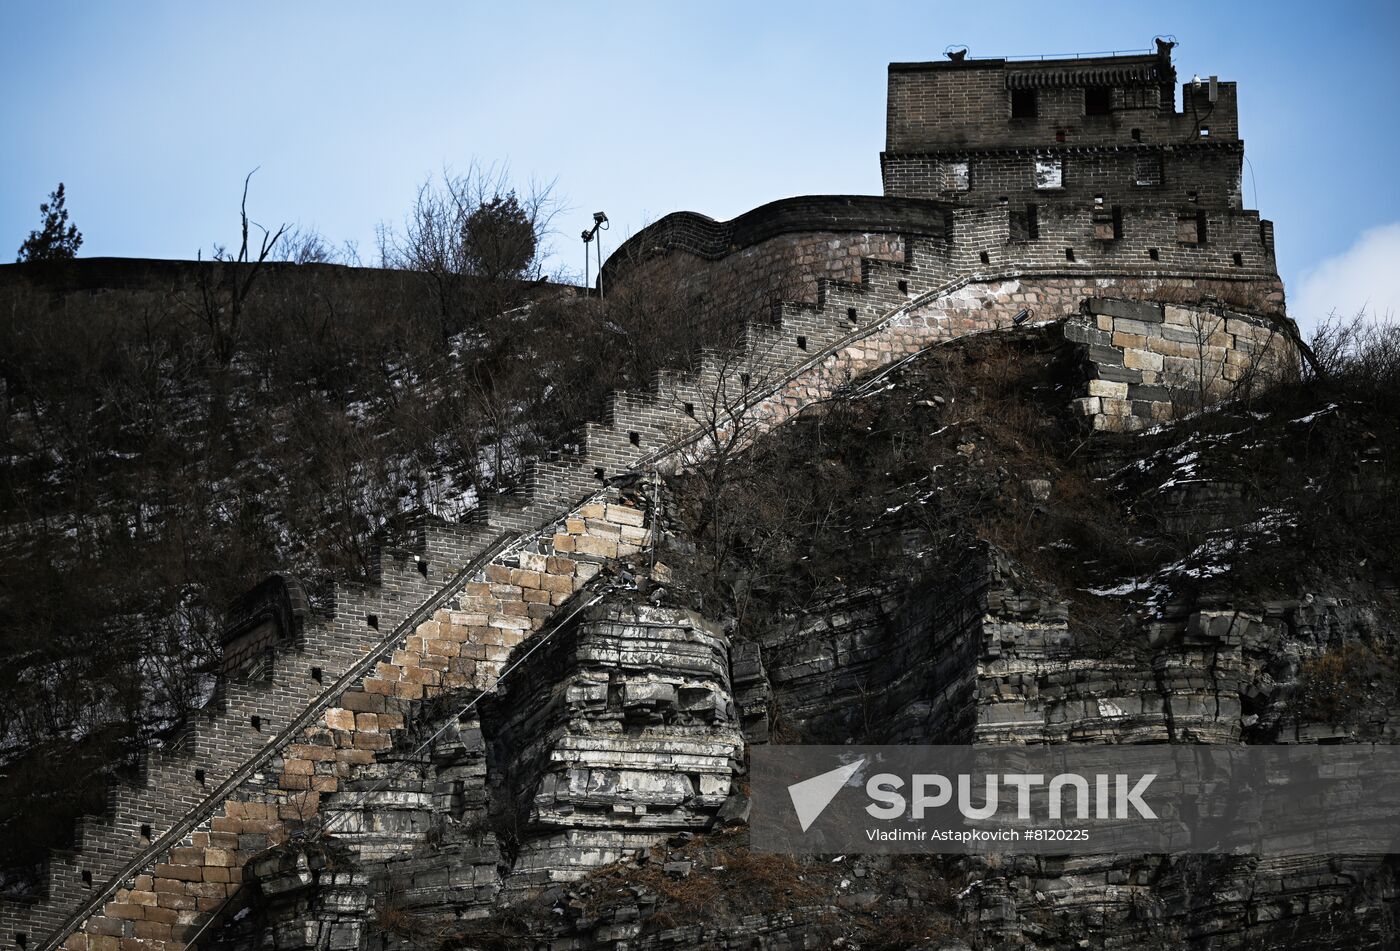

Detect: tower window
1177,211,1208,245
1033,156,1063,190
1085,86,1113,116
1010,88,1038,118
946,160,970,191
1009,204,1039,243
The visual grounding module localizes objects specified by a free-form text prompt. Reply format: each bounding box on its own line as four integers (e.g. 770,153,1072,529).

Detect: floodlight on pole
582,211,610,299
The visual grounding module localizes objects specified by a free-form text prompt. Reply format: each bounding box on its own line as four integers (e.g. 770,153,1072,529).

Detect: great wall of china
2,41,1307,951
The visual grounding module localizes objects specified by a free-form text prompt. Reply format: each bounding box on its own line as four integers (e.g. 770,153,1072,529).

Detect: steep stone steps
0,516,513,948
2,230,983,951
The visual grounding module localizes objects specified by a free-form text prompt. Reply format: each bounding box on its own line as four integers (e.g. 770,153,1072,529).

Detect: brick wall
599,195,952,316
885,56,1233,153
882,144,1242,209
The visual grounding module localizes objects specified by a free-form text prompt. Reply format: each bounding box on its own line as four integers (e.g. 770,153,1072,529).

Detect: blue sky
3,1,1397,330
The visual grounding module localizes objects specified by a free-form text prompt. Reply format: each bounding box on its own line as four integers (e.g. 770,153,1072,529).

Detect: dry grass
562,829,970,945
578,827,824,929
1292,641,1396,728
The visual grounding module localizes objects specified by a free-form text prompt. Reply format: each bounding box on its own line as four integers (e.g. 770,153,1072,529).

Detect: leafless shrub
1307,309,1400,402
271,225,360,266
378,162,560,335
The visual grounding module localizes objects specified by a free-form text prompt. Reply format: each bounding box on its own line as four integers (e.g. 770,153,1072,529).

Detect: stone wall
8,224,1295,951
601,223,918,343
601,195,951,271
606,201,1282,331
944,204,1277,292
883,47,1242,211
201,598,748,951
885,53,1205,153
1066,297,1298,432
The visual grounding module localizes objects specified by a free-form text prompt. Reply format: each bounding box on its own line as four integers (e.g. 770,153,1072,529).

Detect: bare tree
671,335,788,589
1308,309,1400,399
272,225,342,265
188,169,289,368
380,163,559,335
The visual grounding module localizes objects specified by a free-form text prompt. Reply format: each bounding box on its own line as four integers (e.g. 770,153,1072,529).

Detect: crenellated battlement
605,198,1281,323
883,42,1247,211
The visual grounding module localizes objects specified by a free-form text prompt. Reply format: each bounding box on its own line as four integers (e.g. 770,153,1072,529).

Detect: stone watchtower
882,41,1275,278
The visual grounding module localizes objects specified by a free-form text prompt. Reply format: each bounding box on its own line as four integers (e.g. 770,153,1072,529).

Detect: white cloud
1292,223,1400,334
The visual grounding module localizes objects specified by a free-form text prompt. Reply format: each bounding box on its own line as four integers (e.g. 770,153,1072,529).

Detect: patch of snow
1290,403,1340,425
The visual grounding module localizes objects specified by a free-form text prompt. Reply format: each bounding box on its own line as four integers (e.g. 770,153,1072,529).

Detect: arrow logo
787,758,865,832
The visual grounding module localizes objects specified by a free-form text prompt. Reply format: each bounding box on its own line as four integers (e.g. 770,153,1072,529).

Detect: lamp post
582,211,609,299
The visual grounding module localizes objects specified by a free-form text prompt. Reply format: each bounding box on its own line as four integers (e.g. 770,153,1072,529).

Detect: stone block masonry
1065,297,1297,432
883,46,1245,213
